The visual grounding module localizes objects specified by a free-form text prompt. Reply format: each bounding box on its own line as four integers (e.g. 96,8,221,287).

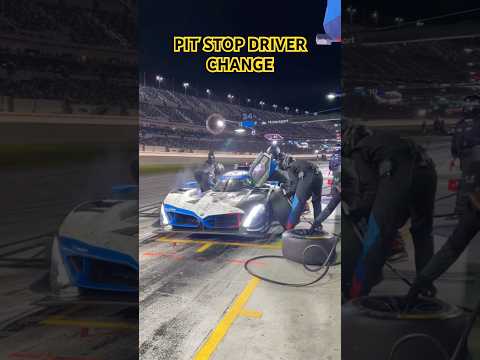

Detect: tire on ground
342,296,469,360
281,229,337,265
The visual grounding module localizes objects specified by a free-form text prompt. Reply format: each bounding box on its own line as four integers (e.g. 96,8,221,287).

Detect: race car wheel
342,296,469,360
281,229,337,266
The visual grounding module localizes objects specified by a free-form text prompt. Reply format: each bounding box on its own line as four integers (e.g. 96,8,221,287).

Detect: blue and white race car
160,153,288,237
49,186,138,297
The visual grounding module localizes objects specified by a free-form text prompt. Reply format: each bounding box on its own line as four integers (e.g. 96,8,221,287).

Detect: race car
160,153,289,237
49,186,138,296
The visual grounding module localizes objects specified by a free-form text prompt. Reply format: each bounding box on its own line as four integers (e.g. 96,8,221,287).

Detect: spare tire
342,296,469,360
282,229,337,266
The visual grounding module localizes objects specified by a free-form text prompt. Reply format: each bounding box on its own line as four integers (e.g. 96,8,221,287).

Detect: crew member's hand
405,283,422,309
308,223,323,235
280,183,294,197
405,280,436,310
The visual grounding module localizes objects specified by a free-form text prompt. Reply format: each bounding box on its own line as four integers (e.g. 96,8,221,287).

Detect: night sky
139,0,341,113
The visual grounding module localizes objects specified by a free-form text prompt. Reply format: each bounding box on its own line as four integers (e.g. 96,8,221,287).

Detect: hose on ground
243,234,340,287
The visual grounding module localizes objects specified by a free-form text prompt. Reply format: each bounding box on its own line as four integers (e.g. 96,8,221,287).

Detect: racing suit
409,146,480,297
451,117,480,215
284,160,323,230
346,131,437,298
312,164,341,228
341,158,365,298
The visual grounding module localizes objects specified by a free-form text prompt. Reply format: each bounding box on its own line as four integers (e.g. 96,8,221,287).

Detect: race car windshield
213,177,253,192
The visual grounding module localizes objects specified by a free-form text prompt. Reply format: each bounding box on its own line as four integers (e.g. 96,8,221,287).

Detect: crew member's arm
312,187,340,227
270,169,289,185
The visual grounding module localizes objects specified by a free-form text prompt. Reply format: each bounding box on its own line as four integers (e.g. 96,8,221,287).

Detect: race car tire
342,296,469,360
281,229,337,266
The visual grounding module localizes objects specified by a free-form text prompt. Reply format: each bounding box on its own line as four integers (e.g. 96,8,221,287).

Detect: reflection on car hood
165,188,265,217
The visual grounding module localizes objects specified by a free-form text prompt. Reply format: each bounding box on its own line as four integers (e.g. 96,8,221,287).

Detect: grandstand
139,85,339,153
344,37,480,87
140,85,291,126
0,0,137,114
343,17,480,120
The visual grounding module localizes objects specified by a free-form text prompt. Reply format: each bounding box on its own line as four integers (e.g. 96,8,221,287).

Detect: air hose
243,232,340,287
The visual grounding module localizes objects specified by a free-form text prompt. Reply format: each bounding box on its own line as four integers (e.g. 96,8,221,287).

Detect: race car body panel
161,170,280,236
51,198,138,294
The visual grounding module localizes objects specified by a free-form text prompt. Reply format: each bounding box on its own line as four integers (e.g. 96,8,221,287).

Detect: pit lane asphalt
139,159,341,360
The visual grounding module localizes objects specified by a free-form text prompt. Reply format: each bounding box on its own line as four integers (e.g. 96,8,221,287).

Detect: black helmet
267,144,282,160
463,95,480,118
207,150,215,163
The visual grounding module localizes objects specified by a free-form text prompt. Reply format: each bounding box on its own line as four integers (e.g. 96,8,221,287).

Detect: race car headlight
160,203,170,225
242,204,266,228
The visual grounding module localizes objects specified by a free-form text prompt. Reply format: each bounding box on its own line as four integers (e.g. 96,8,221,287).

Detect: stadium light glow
259,100,265,109
272,104,278,112
183,82,190,95
295,108,299,114
217,120,225,127
206,88,211,96
246,98,251,103
326,93,337,101
284,106,290,113
227,94,234,103
155,75,164,88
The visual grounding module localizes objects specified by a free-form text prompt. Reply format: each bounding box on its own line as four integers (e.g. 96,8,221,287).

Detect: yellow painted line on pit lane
193,277,261,360
239,309,263,319
41,317,138,330
157,236,282,250
196,242,214,253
